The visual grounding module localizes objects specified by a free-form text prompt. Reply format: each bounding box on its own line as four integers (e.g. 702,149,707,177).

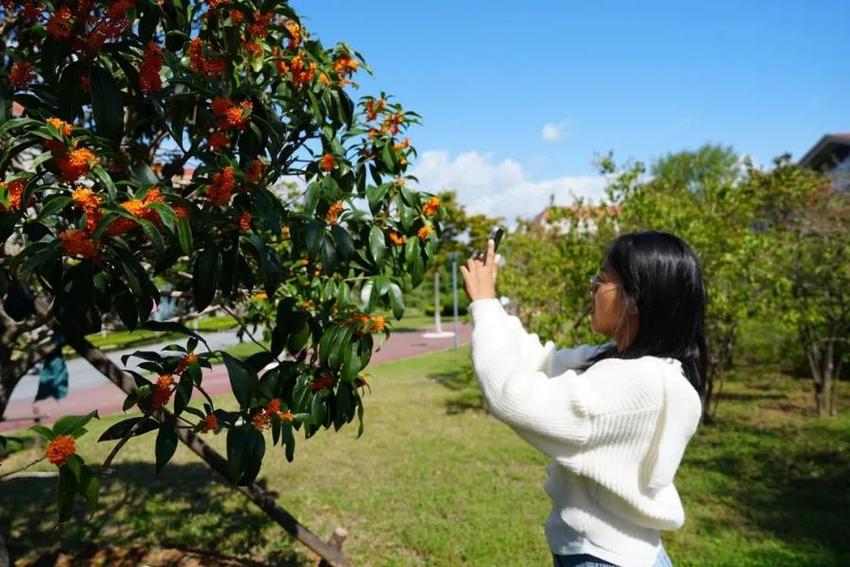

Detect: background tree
760,161,850,416
500,146,836,420
499,200,618,346
0,1,439,559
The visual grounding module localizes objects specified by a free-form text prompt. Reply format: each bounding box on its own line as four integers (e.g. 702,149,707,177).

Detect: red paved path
1,324,471,432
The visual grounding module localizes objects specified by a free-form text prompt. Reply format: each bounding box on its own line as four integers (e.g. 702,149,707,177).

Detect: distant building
800,133,850,192
532,204,621,234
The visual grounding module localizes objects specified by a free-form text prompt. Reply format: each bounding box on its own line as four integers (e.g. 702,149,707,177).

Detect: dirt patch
16,545,269,567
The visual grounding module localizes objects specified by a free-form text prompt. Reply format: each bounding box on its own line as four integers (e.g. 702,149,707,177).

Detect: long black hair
591,231,708,397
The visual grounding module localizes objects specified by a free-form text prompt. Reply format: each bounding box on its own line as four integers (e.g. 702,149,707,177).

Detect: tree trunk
39,316,351,567
0,358,17,420
808,341,835,418
829,357,842,417
706,326,737,422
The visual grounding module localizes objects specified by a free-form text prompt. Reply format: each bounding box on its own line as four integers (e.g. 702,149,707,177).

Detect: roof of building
533,204,621,224
799,133,850,170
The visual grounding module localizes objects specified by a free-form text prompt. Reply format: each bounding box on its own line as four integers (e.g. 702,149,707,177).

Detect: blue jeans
553,546,673,567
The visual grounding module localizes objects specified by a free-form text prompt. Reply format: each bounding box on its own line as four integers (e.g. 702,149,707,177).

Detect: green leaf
318,325,340,368
368,225,385,265
174,373,193,416
120,350,163,367
287,311,311,355
90,65,124,144
140,320,210,350
239,426,265,485
112,288,139,331
321,235,338,273
65,454,83,481
328,326,354,370
136,217,165,258
36,195,71,220
381,143,397,172
333,382,356,430
77,464,100,513
98,417,158,441
310,392,327,426
227,424,265,485
177,216,193,255
147,202,178,233
57,466,77,521
411,248,425,287
283,422,295,462
340,342,362,382
221,351,258,408
155,422,178,475
53,411,98,437
331,225,355,260
270,298,296,356
387,282,405,320
132,162,160,186
305,220,323,257
366,183,390,214
193,248,220,311
356,397,365,439
31,424,56,440
90,166,118,200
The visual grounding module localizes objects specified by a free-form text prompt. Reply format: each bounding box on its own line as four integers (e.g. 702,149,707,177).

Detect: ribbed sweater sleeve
469,299,593,445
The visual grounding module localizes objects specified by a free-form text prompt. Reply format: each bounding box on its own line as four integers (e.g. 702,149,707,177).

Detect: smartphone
489,226,505,253
476,225,505,259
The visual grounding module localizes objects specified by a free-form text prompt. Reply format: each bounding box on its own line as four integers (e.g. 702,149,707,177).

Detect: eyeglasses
589,273,603,297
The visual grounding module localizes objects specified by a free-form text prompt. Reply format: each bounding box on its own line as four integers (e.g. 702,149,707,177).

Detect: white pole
451,253,459,349
433,268,443,333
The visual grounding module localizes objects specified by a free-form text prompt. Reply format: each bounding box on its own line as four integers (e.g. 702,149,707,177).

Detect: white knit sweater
469,299,702,567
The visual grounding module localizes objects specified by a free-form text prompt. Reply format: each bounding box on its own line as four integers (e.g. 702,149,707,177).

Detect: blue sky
291,0,850,220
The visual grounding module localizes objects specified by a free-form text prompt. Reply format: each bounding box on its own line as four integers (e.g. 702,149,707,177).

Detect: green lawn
1,348,849,566
72,313,440,358
69,314,241,357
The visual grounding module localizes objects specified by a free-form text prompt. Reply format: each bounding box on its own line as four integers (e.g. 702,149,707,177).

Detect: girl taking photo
461,231,706,567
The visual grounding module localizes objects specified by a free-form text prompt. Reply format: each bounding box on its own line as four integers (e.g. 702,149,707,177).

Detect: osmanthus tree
0,0,440,559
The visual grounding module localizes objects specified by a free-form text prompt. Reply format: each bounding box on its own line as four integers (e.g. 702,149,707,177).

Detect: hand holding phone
461,238,499,302
476,225,505,260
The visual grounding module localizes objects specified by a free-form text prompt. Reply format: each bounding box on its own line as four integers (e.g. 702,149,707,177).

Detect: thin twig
1,471,57,482
102,413,150,471
0,454,44,480
220,304,272,356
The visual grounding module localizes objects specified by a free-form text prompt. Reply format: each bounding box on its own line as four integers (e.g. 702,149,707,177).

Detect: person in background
461,231,707,567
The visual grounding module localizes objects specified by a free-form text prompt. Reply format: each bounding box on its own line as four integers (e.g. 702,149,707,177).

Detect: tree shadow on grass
0,461,309,566
714,391,788,403
427,368,489,415
687,419,850,565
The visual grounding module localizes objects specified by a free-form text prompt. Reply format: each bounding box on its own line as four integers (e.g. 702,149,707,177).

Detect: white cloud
410,150,608,223
541,120,569,142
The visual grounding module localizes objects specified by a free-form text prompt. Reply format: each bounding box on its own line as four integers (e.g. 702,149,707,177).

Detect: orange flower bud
422,196,441,217
202,414,219,433
45,435,76,467
388,230,406,246
319,153,336,172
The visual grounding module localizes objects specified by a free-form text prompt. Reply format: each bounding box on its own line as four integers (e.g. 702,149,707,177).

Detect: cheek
592,290,618,335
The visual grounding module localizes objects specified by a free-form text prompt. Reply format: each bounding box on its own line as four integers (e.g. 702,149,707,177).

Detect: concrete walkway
1,324,471,432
